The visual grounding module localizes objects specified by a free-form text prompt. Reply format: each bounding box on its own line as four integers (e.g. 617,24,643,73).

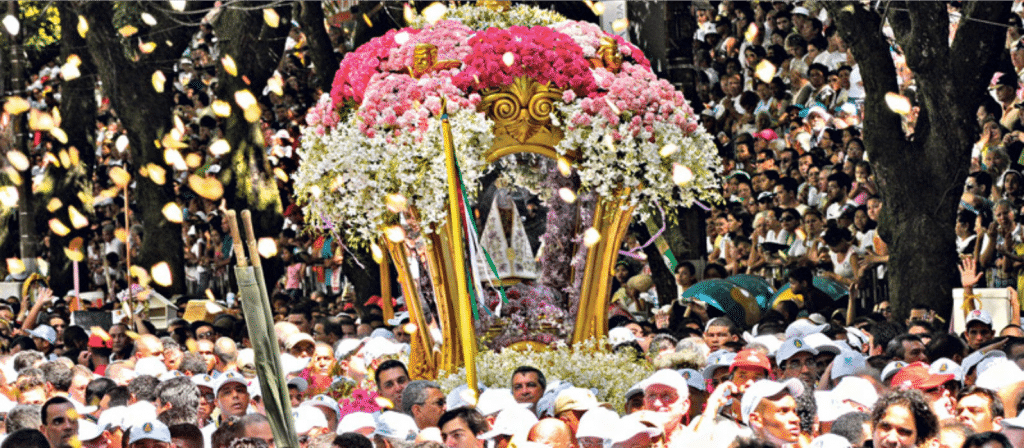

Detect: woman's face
996,204,1015,228
614,265,630,283
867,198,883,221
1008,174,1023,194
728,214,742,232
847,142,865,160
854,210,869,231
779,213,798,232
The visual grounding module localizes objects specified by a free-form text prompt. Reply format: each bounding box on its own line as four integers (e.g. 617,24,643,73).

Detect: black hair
872,389,939,444
374,360,408,387
511,365,547,391
437,407,488,436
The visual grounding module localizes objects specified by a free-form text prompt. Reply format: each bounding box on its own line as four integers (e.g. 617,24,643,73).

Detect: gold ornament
588,37,624,73
408,43,461,79
479,77,575,163
382,238,438,380
477,0,511,12
572,193,635,344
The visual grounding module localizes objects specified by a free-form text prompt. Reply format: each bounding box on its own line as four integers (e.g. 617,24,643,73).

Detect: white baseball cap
677,369,705,391
303,394,341,420
338,411,375,435
702,350,737,378
128,421,172,445
374,411,417,441
638,370,689,398
966,309,993,328
215,371,248,394
740,379,805,425
929,358,964,384
478,406,538,440
575,407,619,440
777,337,819,363
609,327,638,346
293,405,330,435
785,320,827,339
609,414,663,448
830,350,867,380
475,388,518,416
831,376,878,410
804,333,841,356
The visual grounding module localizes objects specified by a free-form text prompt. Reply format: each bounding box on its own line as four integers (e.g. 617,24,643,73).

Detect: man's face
732,367,768,391
288,314,312,334
873,405,918,448
70,374,90,404
41,402,79,448
755,394,800,445
512,372,544,406
441,416,483,448
956,393,998,432
781,352,819,384
414,388,447,429
704,325,734,352
216,382,251,418
826,180,845,202
377,367,410,406
195,325,216,341
21,387,46,405
643,384,689,433
110,325,129,352
966,323,994,350
198,386,215,423
244,421,275,448
776,16,791,32
289,386,302,407
340,324,357,339
908,309,931,323
163,348,184,371
809,69,826,88
197,340,216,371
900,340,927,364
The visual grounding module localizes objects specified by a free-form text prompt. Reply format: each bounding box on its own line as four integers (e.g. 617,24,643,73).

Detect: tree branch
297,1,341,94
895,1,950,75
821,1,905,157
951,1,1012,92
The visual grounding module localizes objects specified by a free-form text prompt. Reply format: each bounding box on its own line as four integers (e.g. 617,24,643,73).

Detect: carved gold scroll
479,76,577,163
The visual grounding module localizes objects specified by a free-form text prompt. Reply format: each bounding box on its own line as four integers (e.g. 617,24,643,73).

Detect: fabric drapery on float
228,210,300,448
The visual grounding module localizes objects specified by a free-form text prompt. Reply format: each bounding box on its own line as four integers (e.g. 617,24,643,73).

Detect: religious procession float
295,2,721,409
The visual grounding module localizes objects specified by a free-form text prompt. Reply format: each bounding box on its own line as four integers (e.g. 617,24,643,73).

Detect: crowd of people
5,2,1024,448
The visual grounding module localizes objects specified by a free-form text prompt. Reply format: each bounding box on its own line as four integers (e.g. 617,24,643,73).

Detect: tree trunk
76,2,212,297
212,3,290,293
296,1,340,94
45,2,98,297
822,2,1011,321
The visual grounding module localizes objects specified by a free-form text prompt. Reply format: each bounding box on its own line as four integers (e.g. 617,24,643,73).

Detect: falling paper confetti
583,227,601,247
558,188,577,203
152,262,173,286
422,2,448,24
263,8,280,28
885,92,911,115
257,238,278,258
384,225,406,243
